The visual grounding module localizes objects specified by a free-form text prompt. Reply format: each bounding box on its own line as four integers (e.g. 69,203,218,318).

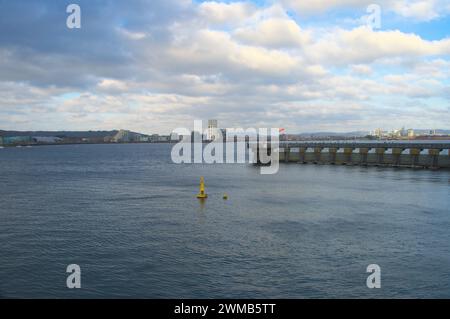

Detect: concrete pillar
392,148,405,166
329,148,338,164
428,149,440,155
298,147,307,164
376,148,386,165
359,148,370,165
428,149,441,169
314,147,323,164
285,147,290,163
410,148,421,167
344,148,354,164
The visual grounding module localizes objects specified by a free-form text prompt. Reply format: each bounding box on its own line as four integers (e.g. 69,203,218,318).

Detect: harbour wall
279,149,450,169
252,142,450,169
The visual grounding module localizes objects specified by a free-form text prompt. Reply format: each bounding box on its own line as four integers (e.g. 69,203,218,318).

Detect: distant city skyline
2,126,450,137
1,1,449,134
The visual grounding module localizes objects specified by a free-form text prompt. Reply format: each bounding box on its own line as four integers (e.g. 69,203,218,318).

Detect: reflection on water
198,198,206,212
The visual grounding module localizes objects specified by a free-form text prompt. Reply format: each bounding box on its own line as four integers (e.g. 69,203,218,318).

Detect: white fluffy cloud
307,27,450,65
391,0,440,21
234,17,311,48
198,1,257,25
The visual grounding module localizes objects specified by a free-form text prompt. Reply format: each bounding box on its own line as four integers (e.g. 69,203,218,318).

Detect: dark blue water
0,144,449,298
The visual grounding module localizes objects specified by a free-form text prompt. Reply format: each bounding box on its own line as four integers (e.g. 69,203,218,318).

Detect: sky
0,0,449,134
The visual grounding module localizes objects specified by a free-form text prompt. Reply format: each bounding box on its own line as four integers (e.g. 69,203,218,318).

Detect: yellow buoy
223,194,228,200
196,177,208,199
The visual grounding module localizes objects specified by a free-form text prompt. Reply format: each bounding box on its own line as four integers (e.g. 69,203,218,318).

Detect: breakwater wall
257,142,450,169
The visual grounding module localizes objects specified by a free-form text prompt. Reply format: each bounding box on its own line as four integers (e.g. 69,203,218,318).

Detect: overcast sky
0,0,449,134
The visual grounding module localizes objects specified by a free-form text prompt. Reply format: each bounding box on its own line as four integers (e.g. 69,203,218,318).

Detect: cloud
234,17,311,48
282,0,449,21
198,1,257,25
117,27,147,40
164,28,314,83
307,27,450,65
281,0,373,13
0,0,449,133
391,0,440,21
350,64,373,76
97,79,130,93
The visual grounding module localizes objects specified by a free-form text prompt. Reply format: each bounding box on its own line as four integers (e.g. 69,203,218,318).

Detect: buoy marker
196,177,208,199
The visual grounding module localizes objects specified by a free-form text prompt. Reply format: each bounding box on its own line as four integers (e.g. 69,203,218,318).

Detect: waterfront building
138,135,150,142
170,133,181,142
112,130,149,143
158,136,170,142
400,127,407,137
32,136,62,144
2,136,33,145
150,134,160,142
113,130,132,143
207,119,218,141
374,128,384,138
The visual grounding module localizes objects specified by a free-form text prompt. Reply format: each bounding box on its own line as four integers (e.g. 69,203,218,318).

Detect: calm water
0,144,449,299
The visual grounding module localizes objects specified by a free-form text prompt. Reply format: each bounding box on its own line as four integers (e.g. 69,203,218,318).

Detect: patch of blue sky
380,12,450,40
58,92,82,100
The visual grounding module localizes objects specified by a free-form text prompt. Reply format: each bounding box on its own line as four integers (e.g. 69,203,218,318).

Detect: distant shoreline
2,138,450,148
0,141,179,148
